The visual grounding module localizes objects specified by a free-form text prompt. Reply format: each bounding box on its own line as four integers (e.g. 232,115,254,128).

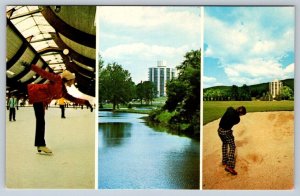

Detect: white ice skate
37,146,53,155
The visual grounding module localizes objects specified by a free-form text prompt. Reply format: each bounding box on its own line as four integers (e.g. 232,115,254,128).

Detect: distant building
269,79,283,98
148,61,176,97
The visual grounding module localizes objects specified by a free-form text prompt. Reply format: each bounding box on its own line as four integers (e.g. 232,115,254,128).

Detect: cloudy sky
98,6,202,84
203,6,295,88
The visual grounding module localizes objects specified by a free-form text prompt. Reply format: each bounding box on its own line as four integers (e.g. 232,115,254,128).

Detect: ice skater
57,97,66,118
8,94,17,121
218,106,246,175
22,62,93,154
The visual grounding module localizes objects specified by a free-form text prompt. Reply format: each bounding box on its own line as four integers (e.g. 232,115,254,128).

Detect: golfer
218,106,246,175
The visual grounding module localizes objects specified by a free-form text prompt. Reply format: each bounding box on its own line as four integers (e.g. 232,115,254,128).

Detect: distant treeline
204,79,294,101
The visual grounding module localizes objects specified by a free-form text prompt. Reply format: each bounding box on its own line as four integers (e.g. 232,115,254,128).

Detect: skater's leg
9,108,13,121
60,105,65,118
33,102,46,147
12,108,16,121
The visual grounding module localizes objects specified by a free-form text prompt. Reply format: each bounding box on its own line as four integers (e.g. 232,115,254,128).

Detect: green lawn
203,101,294,125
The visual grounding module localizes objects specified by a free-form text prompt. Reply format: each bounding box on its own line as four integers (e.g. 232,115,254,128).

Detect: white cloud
99,32,132,43
99,6,202,83
251,40,276,55
284,63,294,75
204,47,213,56
203,76,225,88
99,6,201,37
101,42,197,83
204,7,294,86
204,16,250,61
223,59,294,86
204,8,294,64
203,76,216,83
227,76,262,86
225,59,281,78
102,42,191,66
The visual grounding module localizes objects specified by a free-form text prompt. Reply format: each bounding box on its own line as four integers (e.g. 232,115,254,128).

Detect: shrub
155,110,177,125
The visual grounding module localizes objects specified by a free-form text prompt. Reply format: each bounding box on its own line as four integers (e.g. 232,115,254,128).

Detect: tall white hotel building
269,79,283,98
148,61,176,97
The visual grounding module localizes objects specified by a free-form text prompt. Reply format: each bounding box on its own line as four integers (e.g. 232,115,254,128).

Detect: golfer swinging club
218,106,246,175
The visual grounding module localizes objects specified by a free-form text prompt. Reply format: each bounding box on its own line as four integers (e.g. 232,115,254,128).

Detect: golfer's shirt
219,107,240,130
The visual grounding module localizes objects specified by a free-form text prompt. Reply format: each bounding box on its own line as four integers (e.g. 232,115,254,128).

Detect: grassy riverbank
98,96,200,140
99,97,167,114
203,101,294,125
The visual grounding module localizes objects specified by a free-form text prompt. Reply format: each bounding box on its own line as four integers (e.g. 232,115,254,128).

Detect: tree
136,81,156,105
204,89,214,101
177,50,200,119
161,49,201,137
143,81,156,105
239,84,251,101
98,55,105,108
164,50,200,114
136,82,144,105
280,86,293,100
164,79,187,111
99,62,135,110
231,85,239,100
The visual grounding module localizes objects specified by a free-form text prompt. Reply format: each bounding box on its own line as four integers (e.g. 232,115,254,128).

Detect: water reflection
98,111,199,189
99,123,132,147
164,141,200,189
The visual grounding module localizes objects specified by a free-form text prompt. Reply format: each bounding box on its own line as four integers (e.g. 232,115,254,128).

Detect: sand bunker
202,111,294,190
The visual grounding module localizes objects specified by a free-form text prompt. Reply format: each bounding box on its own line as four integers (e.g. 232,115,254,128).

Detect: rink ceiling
6,6,96,97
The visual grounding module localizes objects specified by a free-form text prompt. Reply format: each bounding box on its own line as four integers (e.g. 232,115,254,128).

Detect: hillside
203,78,294,100
204,78,294,91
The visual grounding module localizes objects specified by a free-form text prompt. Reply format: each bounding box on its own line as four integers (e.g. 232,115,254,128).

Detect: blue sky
98,6,201,84
203,6,295,88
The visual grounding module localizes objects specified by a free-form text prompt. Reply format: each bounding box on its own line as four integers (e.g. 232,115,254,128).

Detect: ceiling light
63,48,69,55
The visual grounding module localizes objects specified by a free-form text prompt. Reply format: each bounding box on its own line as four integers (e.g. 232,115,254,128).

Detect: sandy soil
202,111,294,190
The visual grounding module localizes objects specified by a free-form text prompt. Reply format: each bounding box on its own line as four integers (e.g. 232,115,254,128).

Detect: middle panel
98,6,202,189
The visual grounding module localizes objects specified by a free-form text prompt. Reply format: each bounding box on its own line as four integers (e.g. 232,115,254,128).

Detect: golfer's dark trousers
33,102,46,147
218,127,236,169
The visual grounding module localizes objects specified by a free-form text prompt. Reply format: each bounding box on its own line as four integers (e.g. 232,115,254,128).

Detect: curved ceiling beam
6,19,53,71
76,82,95,97
37,46,95,96
51,32,95,68
6,19,49,71
38,46,94,78
38,46,61,54
61,55,95,78
7,56,48,84
6,42,27,70
6,6,95,97
40,6,95,48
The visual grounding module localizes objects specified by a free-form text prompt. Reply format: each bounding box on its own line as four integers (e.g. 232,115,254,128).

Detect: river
98,111,200,189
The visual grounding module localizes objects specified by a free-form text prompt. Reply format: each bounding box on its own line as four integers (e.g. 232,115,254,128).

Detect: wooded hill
204,78,294,101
